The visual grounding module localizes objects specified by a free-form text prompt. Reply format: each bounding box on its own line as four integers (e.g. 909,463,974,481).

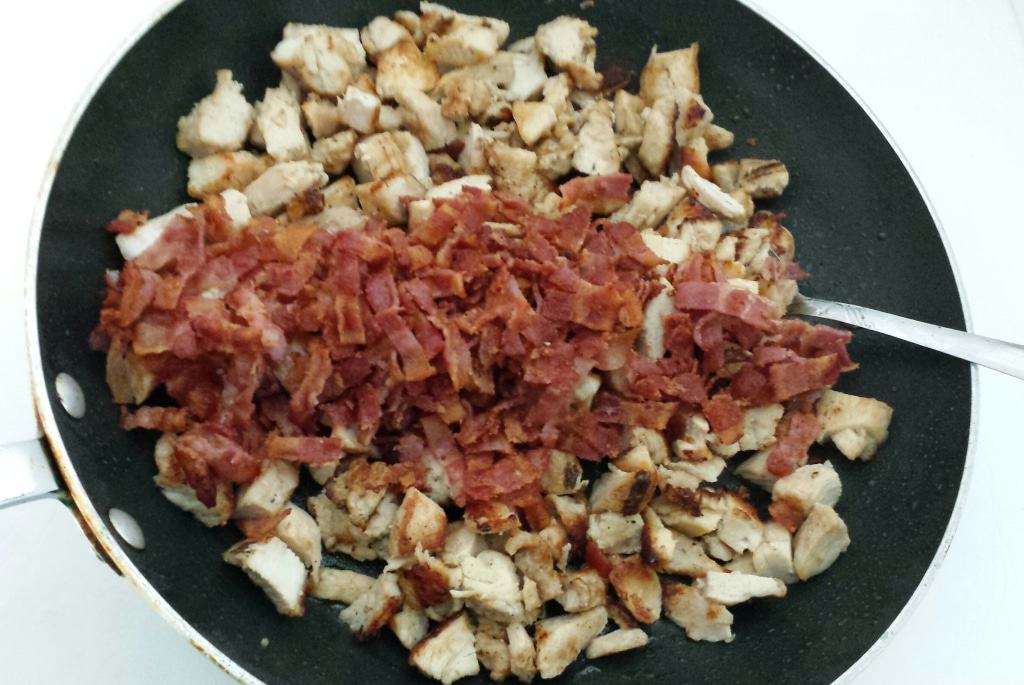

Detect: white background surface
1,1,1022,683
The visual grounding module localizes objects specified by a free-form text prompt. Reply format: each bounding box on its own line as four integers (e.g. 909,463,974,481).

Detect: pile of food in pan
93,3,894,682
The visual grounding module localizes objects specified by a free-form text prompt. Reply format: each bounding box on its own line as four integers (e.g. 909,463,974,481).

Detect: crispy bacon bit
766,413,821,477
559,173,634,215
768,498,805,533
702,395,744,445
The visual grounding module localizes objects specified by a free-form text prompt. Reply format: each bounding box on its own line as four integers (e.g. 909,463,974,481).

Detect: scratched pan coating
33,1,970,683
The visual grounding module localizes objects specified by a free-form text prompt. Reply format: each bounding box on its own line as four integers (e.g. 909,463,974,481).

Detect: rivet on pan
55,372,86,419
109,508,146,550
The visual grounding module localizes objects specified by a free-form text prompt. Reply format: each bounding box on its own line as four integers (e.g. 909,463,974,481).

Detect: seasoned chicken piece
505,50,548,102
640,508,675,569
738,404,785,451
390,487,448,558
114,205,192,261
626,427,670,466
309,492,394,561
703,123,735,150
639,44,700,104
311,567,375,603
614,90,646,140
534,16,602,90
394,9,426,47
615,443,656,474
105,340,157,405
556,568,606,613
662,530,722,577
571,373,601,410
409,613,480,685
311,129,358,175
486,141,551,203
816,389,894,461
771,462,842,527
702,533,736,562
234,460,299,519
402,549,454,611
273,502,321,573
548,494,588,556
540,449,584,496
609,556,661,624
361,16,414,59
443,521,487,567
176,70,254,158
451,550,524,623
535,124,576,180
680,136,711,180
506,624,536,684
187,151,270,199
640,232,690,265
376,40,440,99
712,494,764,554
251,86,310,162
356,174,426,224
391,604,430,649
793,503,850,580
465,501,520,535
512,102,557,147
308,206,366,233
713,158,790,199
396,89,458,151
508,536,563,602
698,570,786,605
651,493,722,538
353,132,407,182
340,571,403,638
244,161,328,216
153,434,233,527
587,512,643,555
535,606,607,679
475,619,512,681
752,521,797,584
573,100,620,176
586,628,649,659
223,536,307,616
439,78,497,122
271,23,365,96
301,95,344,139
666,455,726,485
609,178,686,230
639,98,677,176
663,580,733,642
323,175,357,208
674,93,715,147
589,462,656,516
733,450,779,491
681,165,746,223
422,5,510,68
338,85,381,134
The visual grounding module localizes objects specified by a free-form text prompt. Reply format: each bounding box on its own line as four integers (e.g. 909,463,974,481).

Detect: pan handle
0,437,61,509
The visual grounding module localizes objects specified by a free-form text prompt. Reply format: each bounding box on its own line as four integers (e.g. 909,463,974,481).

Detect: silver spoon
790,296,1024,381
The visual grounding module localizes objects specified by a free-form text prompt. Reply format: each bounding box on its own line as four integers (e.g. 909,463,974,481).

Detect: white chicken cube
610,178,686,230
243,161,329,216
340,571,403,638
176,70,254,158
639,98,677,176
738,404,785,451
311,129,358,175
752,521,798,584
534,606,608,679
587,512,643,555
233,460,299,519
485,142,550,204
376,40,440,99
221,188,252,232
392,131,433,188
772,462,843,517
338,85,381,134
390,604,430,649
556,568,607,613
252,86,310,162
223,536,306,616
534,16,601,90
361,16,413,58
639,44,700,104
662,530,722,578
573,101,620,176
792,503,850,580
452,550,524,623
816,389,894,461
638,286,674,360
274,502,321,573
356,174,426,224
734,450,779,491
271,23,366,96
396,89,458,151
713,496,764,554
427,175,493,201
663,581,733,642
301,95,344,139
512,101,557,147
424,20,508,68
585,628,649,659
409,613,480,685
506,623,537,683
640,232,690,265
681,165,746,223
389,486,448,558
311,567,375,603
698,571,786,605
115,205,193,261
186,151,270,199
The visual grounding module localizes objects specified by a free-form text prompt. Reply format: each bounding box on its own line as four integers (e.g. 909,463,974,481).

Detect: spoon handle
790,296,1024,381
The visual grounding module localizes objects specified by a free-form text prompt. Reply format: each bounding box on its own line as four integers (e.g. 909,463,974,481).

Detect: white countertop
1,1,1022,682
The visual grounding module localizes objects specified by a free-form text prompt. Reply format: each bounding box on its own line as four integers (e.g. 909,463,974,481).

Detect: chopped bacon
559,173,634,215
769,354,841,402
702,394,744,444
264,436,343,464
675,282,776,331
768,498,805,533
766,413,821,477
121,406,189,433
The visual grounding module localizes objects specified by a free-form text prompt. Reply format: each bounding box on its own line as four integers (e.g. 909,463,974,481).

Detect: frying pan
14,0,974,683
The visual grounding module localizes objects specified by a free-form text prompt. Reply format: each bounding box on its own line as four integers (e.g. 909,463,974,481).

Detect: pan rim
23,1,979,684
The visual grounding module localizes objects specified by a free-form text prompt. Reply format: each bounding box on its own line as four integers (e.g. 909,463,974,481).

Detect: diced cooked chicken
376,41,440,99
393,9,425,45
187,151,270,199
392,131,433,187
572,101,620,176
427,177,493,202
681,165,746,223
105,340,157,405
703,123,735,150
506,624,536,683
340,571,403,638
571,372,601,410
725,553,756,575
323,175,357,208
251,86,310,162
589,463,656,516
458,123,493,174
534,16,602,90
234,460,299,519
639,44,700,104
713,158,790,199
556,568,606,613
223,536,307,616
451,550,524,623
713,495,764,554
698,571,786,606
702,533,736,562
409,613,481,685
587,512,643,555
651,493,722,538
534,606,607,679
609,178,686,230
733,451,779,491
662,581,734,643
356,174,426,224
114,205,193,261
309,492,393,561
637,285,674,359
153,434,233,527
353,132,409,183
243,161,327,217
680,136,711,180
308,206,367,232
176,70,254,158
390,487,448,558
311,129,358,175
586,628,649,659
391,604,430,649
422,6,510,68
271,23,365,96
639,98,676,176
302,95,344,139
476,619,512,681
540,449,584,496
535,124,576,181
674,92,714,147
401,549,454,611
505,50,548,102
608,556,661,624
465,501,520,535
486,141,551,203
511,102,557,147
667,456,726,485
312,567,375,603
508,536,563,602
641,231,690,266
738,404,785,451
443,521,487,567
361,16,414,59
273,502,321,572
772,462,842,524
547,494,588,556
339,85,381,134
752,521,797,584
792,503,850,580
396,89,459,151
816,389,894,461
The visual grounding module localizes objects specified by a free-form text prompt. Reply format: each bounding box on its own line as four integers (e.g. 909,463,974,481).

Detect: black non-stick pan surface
33,1,971,683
